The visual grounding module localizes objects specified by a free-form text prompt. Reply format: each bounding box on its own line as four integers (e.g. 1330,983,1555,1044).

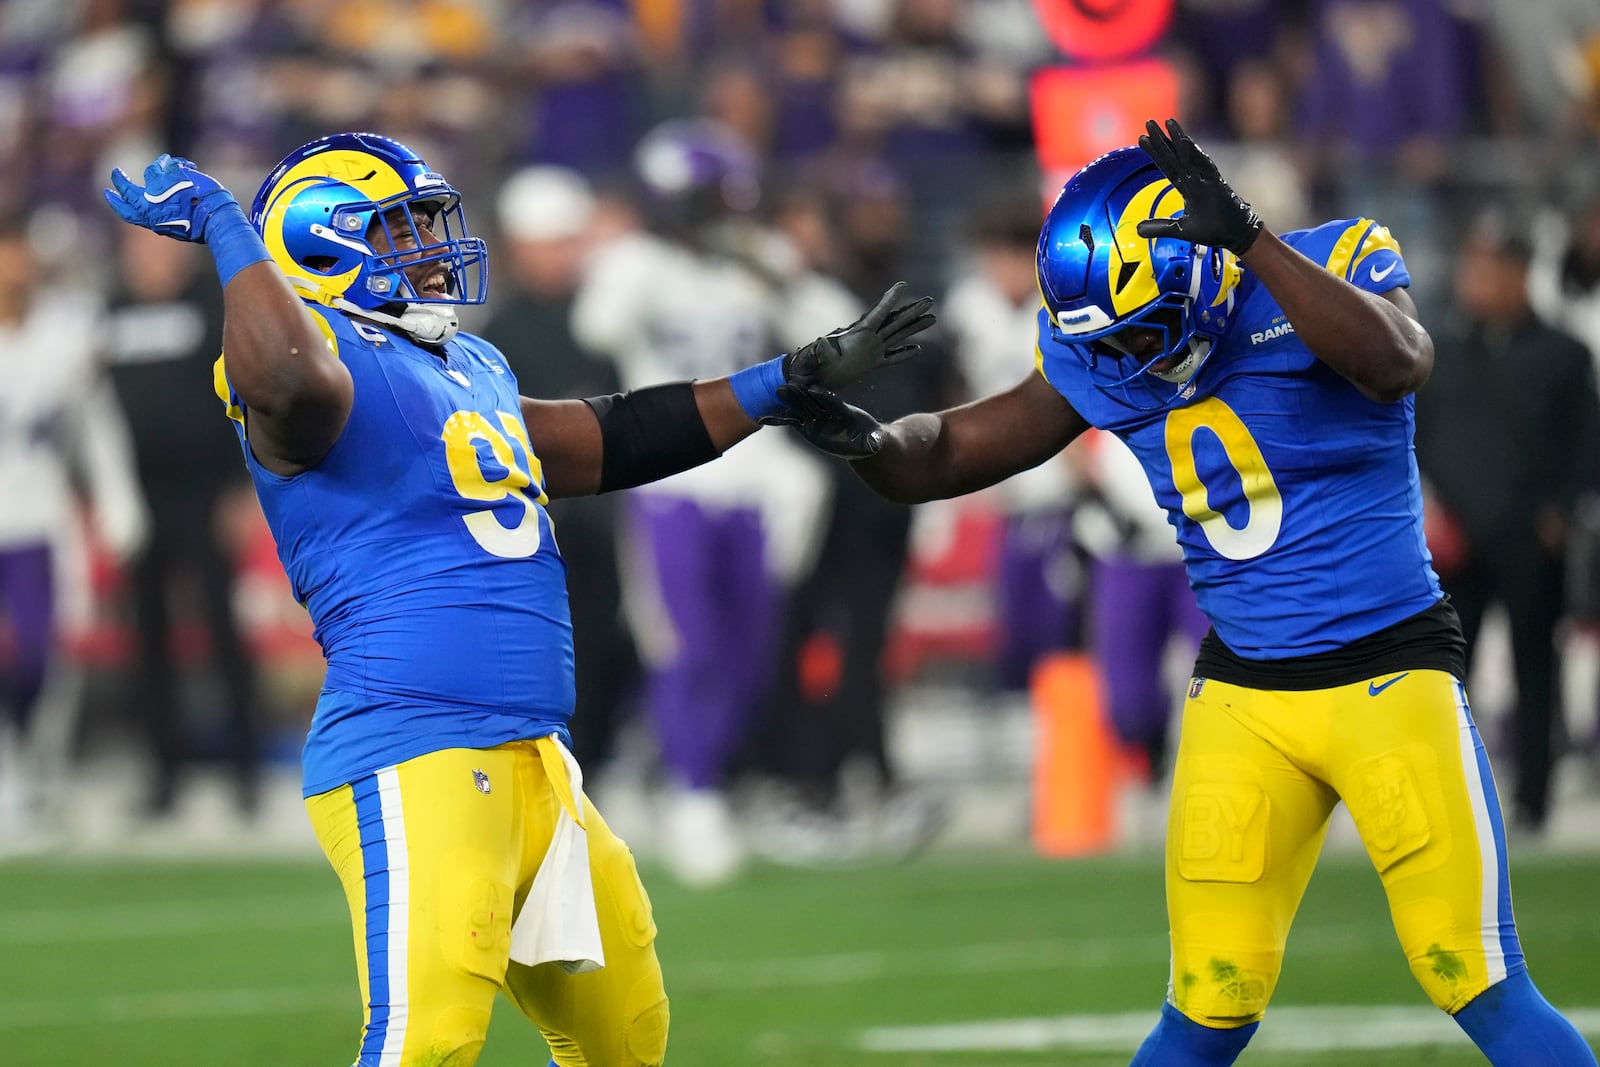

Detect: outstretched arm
1136,118,1432,403
519,378,762,499
105,156,351,474
848,371,1089,505
523,284,938,498
530,371,1087,503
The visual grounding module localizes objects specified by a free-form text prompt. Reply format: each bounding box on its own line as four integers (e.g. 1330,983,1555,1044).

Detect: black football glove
1135,118,1262,255
762,383,884,459
783,281,936,391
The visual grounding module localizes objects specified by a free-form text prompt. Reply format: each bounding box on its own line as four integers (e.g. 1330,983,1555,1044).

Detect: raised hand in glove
784,281,936,390
728,281,935,422
761,383,885,460
1135,119,1263,255
106,154,271,287
104,154,242,243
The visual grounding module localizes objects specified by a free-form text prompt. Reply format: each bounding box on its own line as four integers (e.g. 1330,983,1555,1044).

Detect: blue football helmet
1036,145,1241,409
250,133,488,316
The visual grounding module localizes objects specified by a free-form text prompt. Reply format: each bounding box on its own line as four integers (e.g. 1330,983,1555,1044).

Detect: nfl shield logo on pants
1188,677,1206,700
472,769,491,795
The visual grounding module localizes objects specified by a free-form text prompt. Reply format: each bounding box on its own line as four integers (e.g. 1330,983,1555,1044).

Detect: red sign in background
1033,0,1174,61
1029,59,1180,183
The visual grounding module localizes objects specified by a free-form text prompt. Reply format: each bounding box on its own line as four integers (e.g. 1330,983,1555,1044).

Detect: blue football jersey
216,308,576,796
1036,218,1442,657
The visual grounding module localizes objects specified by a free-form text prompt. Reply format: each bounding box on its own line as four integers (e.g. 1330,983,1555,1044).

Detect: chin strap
341,300,460,345
285,277,460,344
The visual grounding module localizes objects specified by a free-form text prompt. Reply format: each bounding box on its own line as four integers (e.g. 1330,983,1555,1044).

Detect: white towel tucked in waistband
509,734,606,974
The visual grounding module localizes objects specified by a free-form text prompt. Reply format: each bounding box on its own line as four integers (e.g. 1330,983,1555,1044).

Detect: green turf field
1,849,1596,1066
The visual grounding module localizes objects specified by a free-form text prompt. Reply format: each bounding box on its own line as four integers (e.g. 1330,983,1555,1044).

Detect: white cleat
664,788,744,888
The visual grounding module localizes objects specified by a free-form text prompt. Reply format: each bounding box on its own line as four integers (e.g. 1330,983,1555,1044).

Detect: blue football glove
105,154,271,288
103,154,242,243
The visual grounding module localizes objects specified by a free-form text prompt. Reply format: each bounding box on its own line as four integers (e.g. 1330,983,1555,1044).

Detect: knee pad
546,979,667,1067
352,1025,485,1067
415,1008,490,1066
1408,939,1481,1012
1171,953,1274,1026
622,983,669,1067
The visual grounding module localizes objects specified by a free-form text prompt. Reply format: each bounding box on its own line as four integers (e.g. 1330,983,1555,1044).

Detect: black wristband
584,382,721,494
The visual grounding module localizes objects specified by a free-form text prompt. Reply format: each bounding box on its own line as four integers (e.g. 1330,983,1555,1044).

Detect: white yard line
0,930,1232,1032
3,896,1596,1041
859,1005,1600,1054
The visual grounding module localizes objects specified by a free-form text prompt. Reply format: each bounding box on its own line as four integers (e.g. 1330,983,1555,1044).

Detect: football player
571,118,862,887
771,119,1598,1066
102,134,932,1067
0,218,146,853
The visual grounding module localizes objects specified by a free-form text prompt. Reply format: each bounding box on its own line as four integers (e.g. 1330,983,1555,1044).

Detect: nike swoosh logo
1369,260,1397,283
447,369,470,387
156,220,190,232
1368,672,1410,696
144,180,195,204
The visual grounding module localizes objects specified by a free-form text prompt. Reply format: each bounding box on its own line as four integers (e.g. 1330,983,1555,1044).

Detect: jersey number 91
441,409,548,559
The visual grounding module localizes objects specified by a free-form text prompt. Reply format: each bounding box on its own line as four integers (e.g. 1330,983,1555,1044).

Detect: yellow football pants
305,739,669,1066
1167,670,1522,1025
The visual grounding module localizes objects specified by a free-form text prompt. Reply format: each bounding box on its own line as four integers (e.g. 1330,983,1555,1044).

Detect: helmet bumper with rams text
1036,145,1241,410
250,132,488,317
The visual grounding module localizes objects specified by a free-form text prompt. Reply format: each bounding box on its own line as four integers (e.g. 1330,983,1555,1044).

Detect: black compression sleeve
583,382,722,494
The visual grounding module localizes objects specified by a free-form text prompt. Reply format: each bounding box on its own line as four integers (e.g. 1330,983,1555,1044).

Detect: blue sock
1129,1002,1257,1066
1453,970,1598,1066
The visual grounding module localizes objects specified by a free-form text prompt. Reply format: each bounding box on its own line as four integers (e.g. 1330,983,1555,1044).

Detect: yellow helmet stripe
258,150,413,300
1211,249,1243,308
1109,179,1184,315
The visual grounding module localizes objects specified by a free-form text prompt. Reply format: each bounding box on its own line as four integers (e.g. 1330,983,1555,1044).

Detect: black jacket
1414,312,1600,549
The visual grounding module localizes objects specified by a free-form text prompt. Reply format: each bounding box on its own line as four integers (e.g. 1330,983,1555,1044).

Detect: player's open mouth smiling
418,269,449,298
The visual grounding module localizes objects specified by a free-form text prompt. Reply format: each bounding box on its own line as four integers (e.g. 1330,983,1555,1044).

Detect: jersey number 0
1164,396,1284,561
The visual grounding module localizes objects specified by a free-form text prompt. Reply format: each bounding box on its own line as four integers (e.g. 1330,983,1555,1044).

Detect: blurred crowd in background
5,0,1600,885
